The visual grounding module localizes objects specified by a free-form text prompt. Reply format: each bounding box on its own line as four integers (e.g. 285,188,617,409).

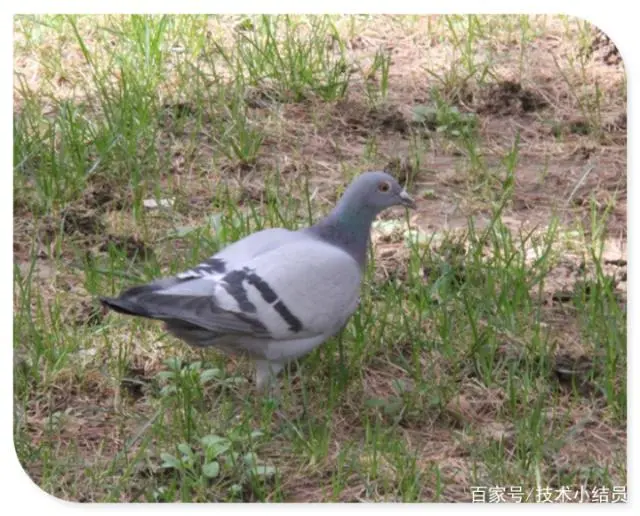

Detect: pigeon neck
310,201,376,268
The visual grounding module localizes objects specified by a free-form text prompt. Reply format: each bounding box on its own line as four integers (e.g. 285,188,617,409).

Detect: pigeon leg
255,360,284,394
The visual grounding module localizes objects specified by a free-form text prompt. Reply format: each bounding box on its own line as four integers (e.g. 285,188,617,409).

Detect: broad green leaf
177,442,193,457
202,461,220,478
200,434,226,446
201,435,232,457
160,452,181,469
200,368,222,384
243,452,258,467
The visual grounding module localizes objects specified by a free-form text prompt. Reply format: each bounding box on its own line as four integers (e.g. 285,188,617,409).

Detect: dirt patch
61,206,106,236
590,29,622,66
70,299,105,328
159,101,214,137
99,235,156,261
476,80,548,116
553,353,601,398
34,206,106,246
162,101,199,119
444,383,506,426
384,156,421,185
82,179,127,211
243,82,302,108
335,100,410,137
26,209,104,258
120,365,152,402
604,112,626,133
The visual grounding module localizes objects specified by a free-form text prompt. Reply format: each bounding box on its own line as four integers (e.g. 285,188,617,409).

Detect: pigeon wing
102,238,362,342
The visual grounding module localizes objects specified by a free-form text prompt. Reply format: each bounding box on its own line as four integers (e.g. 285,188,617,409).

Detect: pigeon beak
399,189,416,209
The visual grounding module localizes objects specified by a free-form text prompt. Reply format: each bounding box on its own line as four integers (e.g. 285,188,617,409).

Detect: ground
13,15,626,502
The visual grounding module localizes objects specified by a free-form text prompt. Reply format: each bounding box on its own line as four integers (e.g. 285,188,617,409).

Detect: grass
13,14,627,502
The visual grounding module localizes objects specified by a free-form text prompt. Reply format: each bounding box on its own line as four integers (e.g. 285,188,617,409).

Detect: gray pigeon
100,171,416,390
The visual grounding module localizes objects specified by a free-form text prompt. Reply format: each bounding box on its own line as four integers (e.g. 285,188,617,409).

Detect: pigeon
100,171,416,390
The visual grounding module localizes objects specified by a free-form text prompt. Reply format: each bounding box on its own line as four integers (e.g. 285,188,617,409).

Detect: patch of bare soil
98,234,156,261
69,299,105,327
476,80,548,116
82,178,128,211
61,205,106,236
589,28,623,66
336,100,411,136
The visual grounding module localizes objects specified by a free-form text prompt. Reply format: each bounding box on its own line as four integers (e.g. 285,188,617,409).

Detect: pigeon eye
378,181,391,193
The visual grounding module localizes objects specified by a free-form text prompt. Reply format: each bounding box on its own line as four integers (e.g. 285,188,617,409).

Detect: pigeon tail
100,296,156,319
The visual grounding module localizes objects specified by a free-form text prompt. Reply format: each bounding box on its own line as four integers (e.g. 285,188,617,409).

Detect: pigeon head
308,171,416,268
339,171,416,213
